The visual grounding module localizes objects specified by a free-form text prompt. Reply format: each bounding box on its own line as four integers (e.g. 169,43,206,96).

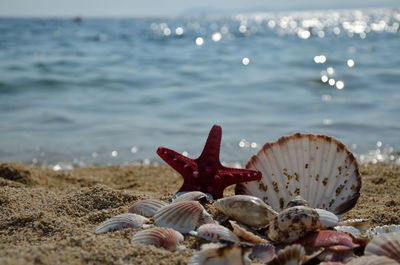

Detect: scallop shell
236,133,361,215
346,255,399,265
315,208,339,228
229,221,268,244
249,243,276,263
131,227,184,251
193,223,239,243
268,206,320,243
268,244,305,265
297,230,360,253
154,200,212,233
334,226,367,239
337,218,371,230
368,225,400,237
286,195,310,208
365,232,400,262
128,199,168,217
214,195,278,228
94,213,149,234
172,191,213,203
188,243,251,265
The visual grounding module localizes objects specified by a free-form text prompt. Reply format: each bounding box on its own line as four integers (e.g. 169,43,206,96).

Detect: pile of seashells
94,133,400,264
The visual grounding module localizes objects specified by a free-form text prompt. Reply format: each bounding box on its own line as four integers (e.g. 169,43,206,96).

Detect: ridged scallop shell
315,208,339,228
297,230,360,253
249,243,276,263
229,221,268,244
94,213,149,234
128,199,168,217
365,232,400,262
269,244,305,265
334,226,367,239
193,223,239,243
154,201,212,233
172,191,213,203
346,255,399,265
214,195,278,228
131,227,184,251
188,243,251,265
268,206,320,243
368,225,400,237
236,133,361,215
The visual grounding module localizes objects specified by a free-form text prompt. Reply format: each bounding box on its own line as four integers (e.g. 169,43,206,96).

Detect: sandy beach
0,162,399,264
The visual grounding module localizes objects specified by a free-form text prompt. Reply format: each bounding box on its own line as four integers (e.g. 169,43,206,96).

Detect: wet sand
0,162,399,264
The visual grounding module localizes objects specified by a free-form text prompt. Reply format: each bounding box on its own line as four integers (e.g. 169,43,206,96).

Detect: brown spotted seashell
194,223,239,243
346,255,399,265
94,213,149,234
236,133,361,215
154,200,212,233
268,206,320,243
365,231,400,262
286,195,310,208
214,195,277,229
188,243,252,265
131,227,184,251
229,221,268,244
268,244,305,265
128,199,168,217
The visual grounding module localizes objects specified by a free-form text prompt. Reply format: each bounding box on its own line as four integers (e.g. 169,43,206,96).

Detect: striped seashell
268,206,320,243
128,199,168,217
315,208,339,228
154,201,212,233
334,226,367,239
131,227,184,251
188,243,252,265
193,223,239,243
249,243,276,264
365,231,400,262
94,213,149,234
297,230,360,253
172,191,213,203
346,255,399,265
268,244,305,265
236,133,361,215
229,221,268,244
214,195,277,229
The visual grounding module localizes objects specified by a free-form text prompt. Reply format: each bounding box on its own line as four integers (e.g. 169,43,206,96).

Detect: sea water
0,8,399,169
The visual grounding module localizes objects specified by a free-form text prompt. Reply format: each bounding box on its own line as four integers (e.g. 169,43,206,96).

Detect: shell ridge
314,138,334,209
270,143,289,211
310,137,324,208
325,150,349,211
282,138,298,205
293,136,306,200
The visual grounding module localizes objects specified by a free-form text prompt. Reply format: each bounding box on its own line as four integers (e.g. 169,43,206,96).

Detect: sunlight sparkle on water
347,59,355,67
336,80,345,90
175,27,184,35
314,55,326,64
212,32,222,42
195,37,204,46
242,57,250,65
321,75,329,83
328,78,336,86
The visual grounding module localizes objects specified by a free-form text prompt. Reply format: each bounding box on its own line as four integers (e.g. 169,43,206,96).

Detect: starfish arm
157,147,197,178
197,125,222,163
217,167,262,187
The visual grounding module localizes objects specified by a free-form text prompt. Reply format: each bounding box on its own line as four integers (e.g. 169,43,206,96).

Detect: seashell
131,227,184,251
154,201,212,233
214,195,278,228
315,208,339,228
337,218,371,230
188,243,252,265
297,230,360,253
249,243,276,263
128,199,168,217
365,231,400,262
229,221,268,244
172,191,213,203
268,206,320,243
368,225,400,237
334,226,367,239
94,213,149,234
345,255,399,265
268,244,305,265
286,195,310,208
236,133,361,215
192,223,239,243
319,263,345,265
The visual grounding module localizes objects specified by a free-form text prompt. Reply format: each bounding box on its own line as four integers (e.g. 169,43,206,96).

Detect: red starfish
156,125,262,199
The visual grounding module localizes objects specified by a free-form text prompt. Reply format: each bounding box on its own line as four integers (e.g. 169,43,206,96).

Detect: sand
0,162,399,265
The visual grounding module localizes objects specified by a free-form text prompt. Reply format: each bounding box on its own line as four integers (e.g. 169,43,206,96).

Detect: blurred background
0,0,399,169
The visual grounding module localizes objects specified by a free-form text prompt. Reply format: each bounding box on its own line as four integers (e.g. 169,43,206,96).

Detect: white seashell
94,213,149,234
368,225,400,237
334,226,367,238
172,191,213,203
315,208,339,228
128,199,168,217
337,218,371,230
236,133,361,215
194,223,239,243
268,244,305,265
346,255,399,265
188,243,251,265
229,221,268,244
365,231,400,262
131,227,184,251
214,195,278,228
154,201,211,233
268,206,320,243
